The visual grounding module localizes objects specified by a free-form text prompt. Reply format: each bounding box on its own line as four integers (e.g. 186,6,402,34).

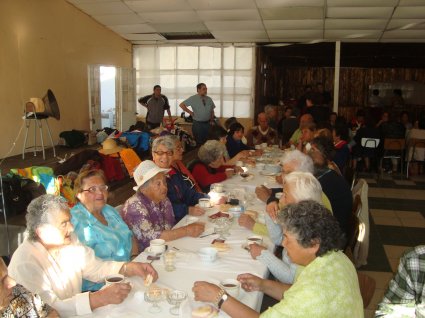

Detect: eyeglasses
153,150,174,156
81,185,108,193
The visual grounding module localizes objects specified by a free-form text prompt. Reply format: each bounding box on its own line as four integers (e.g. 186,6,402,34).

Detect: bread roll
192,305,218,318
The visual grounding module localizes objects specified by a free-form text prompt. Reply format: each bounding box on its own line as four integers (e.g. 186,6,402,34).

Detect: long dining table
77,183,273,318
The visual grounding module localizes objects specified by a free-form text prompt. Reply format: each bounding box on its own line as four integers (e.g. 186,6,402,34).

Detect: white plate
260,171,277,176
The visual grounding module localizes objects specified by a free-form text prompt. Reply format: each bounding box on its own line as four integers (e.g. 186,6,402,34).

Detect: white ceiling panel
124,0,192,13
382,29,425,38
109,24,157,34
138,11,200,23
268,29,323,39
325,30,382,39
122,33,166,41
387,19,425,30
65,0,425,44
255,0,324,8
325,19,387,30
149,22,208,33
381,38,425,42
327,7,394,19
197,10,261,21
393,6,425,19
327,0,398,6
264,19,323,30
260,7,323,20
93,13,145,25
187,0,257,10
205,20,265,31
75,1,132,15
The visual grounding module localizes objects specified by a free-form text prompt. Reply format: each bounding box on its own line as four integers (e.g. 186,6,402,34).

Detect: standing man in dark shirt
138,85,172,130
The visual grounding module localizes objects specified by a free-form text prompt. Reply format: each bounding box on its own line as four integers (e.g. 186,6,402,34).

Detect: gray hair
264,104,277,116
277,200,343,257
283,172,322,204
198,140,225,165
280,150,314,173
152,135,175,152
26,194,70,241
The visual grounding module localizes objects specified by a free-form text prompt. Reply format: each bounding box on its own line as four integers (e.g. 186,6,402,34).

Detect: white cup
220,279,241,298
198,247,218,263
105,274,126,286
199,198,211,208
212,183,224,193
150,239,166,254
247,235,263,245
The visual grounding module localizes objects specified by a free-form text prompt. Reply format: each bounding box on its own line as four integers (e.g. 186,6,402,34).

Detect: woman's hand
186,222,205,237
189,206,205,216
265,201,279,220
237,273,264,293
255,186,271,202
249,243,266,259
92,282,132,307
238,214,255,231
192,281,221,303
275,174,283,184
123,262,158,283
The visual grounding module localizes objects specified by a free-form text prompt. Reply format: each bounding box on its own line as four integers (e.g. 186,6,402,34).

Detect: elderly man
8,194,158,317
138,85,171,130
246,112,278,147
179,83,216,145
1,258,58,317
288,113,314,146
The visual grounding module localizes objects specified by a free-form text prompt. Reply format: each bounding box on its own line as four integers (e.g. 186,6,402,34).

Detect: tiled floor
358,171,425,318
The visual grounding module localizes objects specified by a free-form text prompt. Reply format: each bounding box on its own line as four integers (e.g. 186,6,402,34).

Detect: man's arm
138,95,150,107
162,95,172,119
179,102,194,117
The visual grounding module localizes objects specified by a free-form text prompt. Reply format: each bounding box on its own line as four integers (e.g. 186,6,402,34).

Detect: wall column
333,41,341,113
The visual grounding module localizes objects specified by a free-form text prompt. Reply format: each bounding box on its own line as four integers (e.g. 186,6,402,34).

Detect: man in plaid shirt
377,245,425,313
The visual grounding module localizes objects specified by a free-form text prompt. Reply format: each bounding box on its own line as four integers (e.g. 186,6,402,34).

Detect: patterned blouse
1,284,52,318
121,191,175,252
70,203,133,291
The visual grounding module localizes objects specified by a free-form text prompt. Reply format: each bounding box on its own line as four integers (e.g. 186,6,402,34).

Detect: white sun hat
133,160,170,191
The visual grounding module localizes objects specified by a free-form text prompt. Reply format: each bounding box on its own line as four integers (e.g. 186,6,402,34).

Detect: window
133,45,255,118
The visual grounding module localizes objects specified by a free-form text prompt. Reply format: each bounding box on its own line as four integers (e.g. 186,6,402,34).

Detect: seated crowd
7,98,424,317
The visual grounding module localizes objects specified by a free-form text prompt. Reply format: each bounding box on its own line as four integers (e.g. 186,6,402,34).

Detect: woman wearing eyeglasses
70,170,137,291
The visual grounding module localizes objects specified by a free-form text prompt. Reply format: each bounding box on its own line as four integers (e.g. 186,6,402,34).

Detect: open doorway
100,66,116,129
88,65,136,132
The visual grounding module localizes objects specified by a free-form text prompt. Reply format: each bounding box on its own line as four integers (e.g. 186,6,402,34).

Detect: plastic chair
379,138,405,178
406,138,425,178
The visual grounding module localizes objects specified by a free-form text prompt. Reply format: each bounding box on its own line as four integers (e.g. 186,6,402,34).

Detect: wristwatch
217,292,228,309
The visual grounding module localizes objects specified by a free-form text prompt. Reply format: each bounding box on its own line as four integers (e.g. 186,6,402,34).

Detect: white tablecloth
79,202,270,318
221,167,281,193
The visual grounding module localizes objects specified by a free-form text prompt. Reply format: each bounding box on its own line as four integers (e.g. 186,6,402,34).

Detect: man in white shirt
8,194,158,317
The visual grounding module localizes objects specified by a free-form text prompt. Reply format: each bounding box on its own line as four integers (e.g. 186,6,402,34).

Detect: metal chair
379,138,405,178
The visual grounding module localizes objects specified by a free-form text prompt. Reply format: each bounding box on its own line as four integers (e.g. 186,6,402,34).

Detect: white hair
280,149,314,173
198,140,225,165
284,171,322,204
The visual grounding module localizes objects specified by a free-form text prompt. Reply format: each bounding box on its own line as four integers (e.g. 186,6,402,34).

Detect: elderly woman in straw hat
71,169,138,292
120,160,205,252
8,194,158,317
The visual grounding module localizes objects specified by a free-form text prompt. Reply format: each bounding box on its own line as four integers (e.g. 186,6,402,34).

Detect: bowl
264,164,281,174
228,206,243,218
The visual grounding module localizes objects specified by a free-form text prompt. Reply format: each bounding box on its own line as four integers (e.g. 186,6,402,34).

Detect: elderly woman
191,140,240,193
121,160,205,252
309,136,353,240
152,136,207,223
8,194,158,317
247,172,327,284
71,170,137,291
193,201,363,318
0,258,58,317
168,134,202,192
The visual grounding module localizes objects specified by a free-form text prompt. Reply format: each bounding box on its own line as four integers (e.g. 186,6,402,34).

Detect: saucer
260,171,277,176
144,245,167,257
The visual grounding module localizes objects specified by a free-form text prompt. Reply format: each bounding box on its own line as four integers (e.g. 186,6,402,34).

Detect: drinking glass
214,217,232,240
144,288,165,313
166,290,187,315
163,250,176,272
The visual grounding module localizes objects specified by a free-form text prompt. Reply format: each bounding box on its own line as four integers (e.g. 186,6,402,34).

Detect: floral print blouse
121,191,175,252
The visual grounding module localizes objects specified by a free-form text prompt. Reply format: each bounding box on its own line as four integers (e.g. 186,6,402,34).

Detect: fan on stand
22,89,60,160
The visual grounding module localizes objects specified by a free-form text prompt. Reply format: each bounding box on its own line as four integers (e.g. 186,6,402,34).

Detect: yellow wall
0,0,132,159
